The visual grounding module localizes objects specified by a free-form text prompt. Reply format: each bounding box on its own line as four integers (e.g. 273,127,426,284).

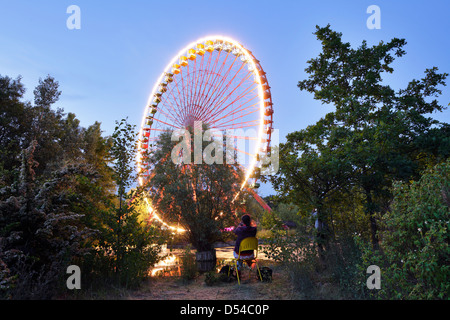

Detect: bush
204,271,230,286
180,245,197,282
261,229,319,293
359,160,449,299
260,210,283,231
262,218,367,299
0,258,14,299
323,237,367,299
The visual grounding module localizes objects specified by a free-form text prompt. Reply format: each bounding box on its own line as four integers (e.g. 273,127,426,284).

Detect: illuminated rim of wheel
136,35,273,232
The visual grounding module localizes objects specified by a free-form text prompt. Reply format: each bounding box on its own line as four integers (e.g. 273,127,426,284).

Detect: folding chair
229,237,263,285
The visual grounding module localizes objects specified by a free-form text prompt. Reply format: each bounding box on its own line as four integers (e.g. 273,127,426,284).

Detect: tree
33,75,61,109
296,25,448,247
0,75,32,186
98,119,161,287
146,125,246,270
83,121,114,192
0,74,102,183
0,74,163,294
264,123,353,254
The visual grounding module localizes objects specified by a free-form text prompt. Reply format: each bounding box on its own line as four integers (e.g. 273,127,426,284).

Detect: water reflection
149,244,270,277
151,255,180,276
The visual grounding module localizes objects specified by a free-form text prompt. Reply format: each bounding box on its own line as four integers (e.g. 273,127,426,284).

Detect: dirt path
124,244,302,300
127,264,301,300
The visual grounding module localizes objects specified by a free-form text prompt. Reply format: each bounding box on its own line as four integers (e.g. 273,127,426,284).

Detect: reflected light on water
151,255,179,276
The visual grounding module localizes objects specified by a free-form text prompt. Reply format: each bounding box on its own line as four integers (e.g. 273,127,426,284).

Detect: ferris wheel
137,35,274,231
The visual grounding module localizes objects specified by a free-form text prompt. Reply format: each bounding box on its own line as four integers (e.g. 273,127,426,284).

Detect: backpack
218,265,236,282
258,266,272,282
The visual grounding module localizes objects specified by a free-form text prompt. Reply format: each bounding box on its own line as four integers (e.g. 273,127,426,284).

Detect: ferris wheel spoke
200,55,241,118
164,78,186,117
186,62,198,121
187,68,198,118
211,119,261,131
206,54,240,106
190,59,205,121
204,83,259,123
190,57,205,115
214,124,261,131
194,51,231,116
159,92,186,123
205,68,254,121
212,107,261,129
211,133,267,143
152,116,182,129
216,71,259,111
205,74,258,124
178,65,192,122
149,128,172,132
172,75,190,122
185,62,202,125
204,60,246,114
173,72,190,122
225,145,255,157
181,65,192,121
192,54,214,111
154,102,182,127
159,92,181,116
208,99,260,126
195,52,222,110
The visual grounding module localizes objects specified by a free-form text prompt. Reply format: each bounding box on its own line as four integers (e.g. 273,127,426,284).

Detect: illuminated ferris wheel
137,35,273,231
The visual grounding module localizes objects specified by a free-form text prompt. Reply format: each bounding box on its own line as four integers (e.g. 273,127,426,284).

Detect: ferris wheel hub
183,113,204,129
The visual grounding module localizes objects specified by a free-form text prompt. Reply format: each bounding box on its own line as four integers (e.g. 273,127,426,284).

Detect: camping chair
229,237,263,285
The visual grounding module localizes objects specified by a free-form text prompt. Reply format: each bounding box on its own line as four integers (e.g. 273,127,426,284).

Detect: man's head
242,214,251,226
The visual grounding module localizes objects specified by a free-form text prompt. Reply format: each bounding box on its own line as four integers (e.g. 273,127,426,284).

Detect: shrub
359,160,449,299
180,245,197,282
262,218,367,299
261,229,319,293
204,271,230,286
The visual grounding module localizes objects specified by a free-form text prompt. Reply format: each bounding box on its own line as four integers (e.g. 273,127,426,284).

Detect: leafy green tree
0,74,163,294
83,121,114,191
0,75,32,186
97,119,161,287
264,124,353,253
29,76,66,177
296,25,448,247
33,75,61,108
272,203,301,226
0,74,106,184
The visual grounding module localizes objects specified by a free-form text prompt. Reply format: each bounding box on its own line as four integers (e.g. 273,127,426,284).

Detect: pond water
150,244,271,277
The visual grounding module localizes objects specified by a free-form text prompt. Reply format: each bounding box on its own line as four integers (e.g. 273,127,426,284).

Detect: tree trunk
365,188,380,250
369,214,379,250
195,249,216,272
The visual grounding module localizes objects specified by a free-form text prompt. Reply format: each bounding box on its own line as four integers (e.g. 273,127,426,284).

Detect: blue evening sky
1,0,449,196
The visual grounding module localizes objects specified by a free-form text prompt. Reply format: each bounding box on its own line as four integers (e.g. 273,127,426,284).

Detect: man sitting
233,214,257,272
